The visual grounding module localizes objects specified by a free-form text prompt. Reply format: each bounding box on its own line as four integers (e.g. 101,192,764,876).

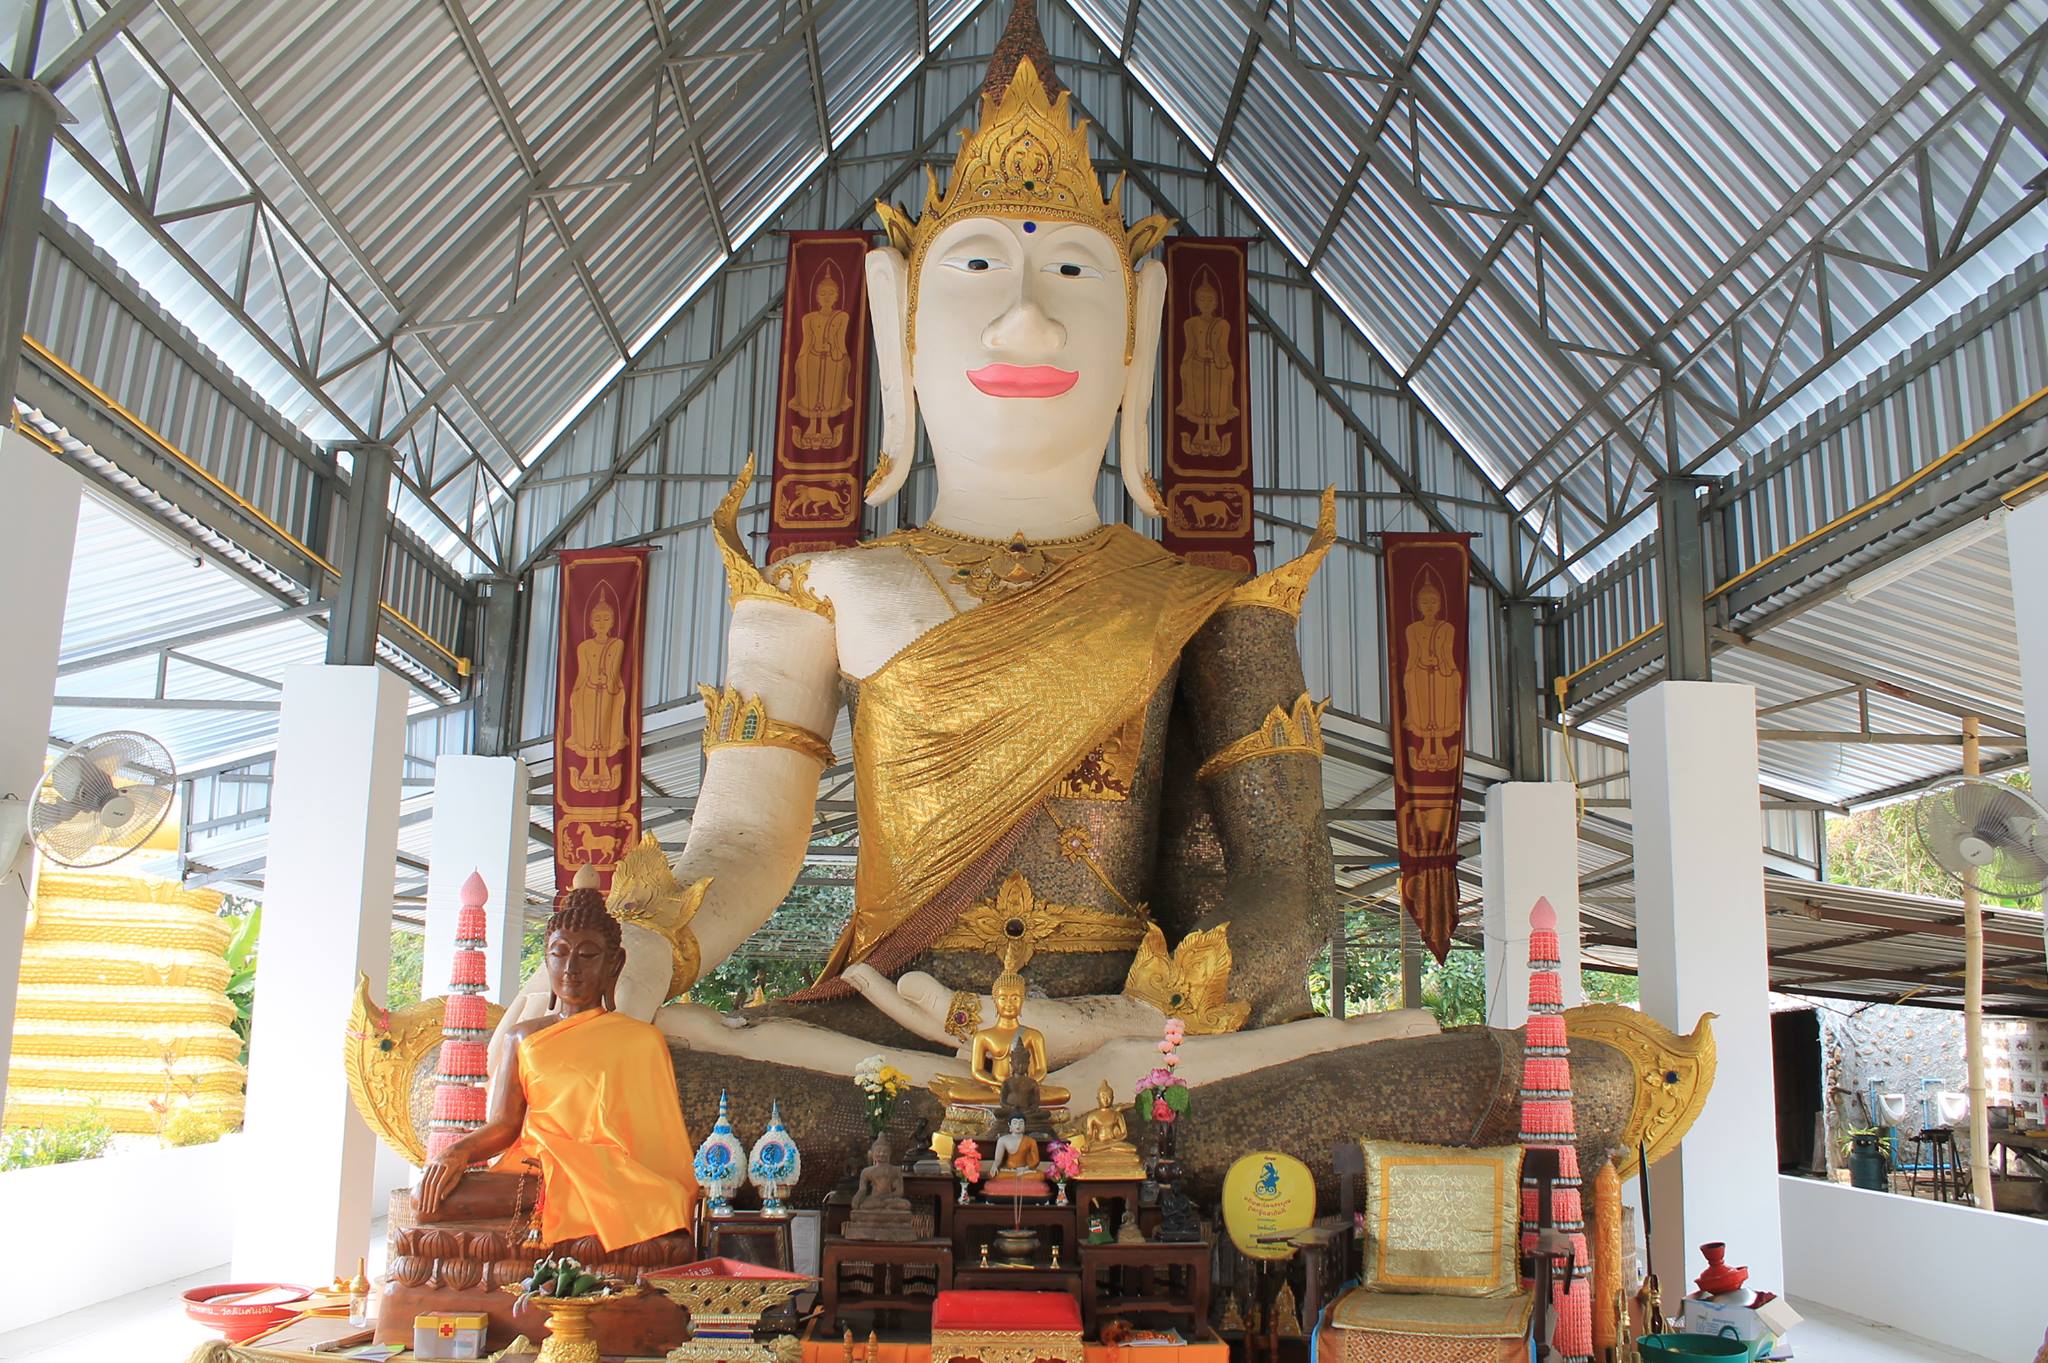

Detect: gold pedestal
504,1285,643,1363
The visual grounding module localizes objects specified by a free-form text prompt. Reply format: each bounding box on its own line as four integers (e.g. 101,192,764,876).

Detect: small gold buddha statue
928,948,1069,1108
1073,1080,1144,1178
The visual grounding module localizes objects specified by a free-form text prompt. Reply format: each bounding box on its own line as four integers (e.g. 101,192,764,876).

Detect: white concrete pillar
1481,781,1583,1028
423,755,531,1005
0,434,82,1116
1628,680,1783,1293
232,664,408,1282
2008,498,2048,965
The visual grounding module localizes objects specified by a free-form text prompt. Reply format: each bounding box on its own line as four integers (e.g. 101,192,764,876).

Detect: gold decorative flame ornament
1563,1003,1717,1177
1122,923,1250,1034
606,832,712,1001
344,975,503,1167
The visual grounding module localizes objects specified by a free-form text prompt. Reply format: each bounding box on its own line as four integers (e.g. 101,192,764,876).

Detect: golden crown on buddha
875,32,1171,360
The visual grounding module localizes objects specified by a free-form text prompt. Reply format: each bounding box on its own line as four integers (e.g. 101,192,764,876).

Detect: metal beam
327,446,396,667
1655,478,1713,682
1502,599,1545,781
0,79,55,405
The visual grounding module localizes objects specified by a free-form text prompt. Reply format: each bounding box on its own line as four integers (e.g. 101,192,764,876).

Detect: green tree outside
1827,770,2039,909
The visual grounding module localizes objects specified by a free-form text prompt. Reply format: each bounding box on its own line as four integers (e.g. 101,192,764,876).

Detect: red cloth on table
932,1291,1083,1332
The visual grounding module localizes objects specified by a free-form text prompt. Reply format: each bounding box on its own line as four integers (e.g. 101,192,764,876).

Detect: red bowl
181,1282,313,1342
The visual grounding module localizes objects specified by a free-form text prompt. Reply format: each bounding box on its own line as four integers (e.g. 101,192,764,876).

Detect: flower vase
958,1179,972,1204
747,1098,801,1218
693,1089,748,1217
1055,1179,1069,1207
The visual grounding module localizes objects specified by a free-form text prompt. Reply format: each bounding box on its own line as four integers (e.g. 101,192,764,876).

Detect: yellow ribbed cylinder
5,873,248,1135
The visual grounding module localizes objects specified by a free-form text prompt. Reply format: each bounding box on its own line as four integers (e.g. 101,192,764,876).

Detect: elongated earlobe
546,991,558,1011
1120,258,1169,516
864,246,916,505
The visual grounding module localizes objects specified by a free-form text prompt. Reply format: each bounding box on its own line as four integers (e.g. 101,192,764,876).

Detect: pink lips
966,363,1079,398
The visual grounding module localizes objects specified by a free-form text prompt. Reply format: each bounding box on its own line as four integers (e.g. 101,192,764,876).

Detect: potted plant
1841,1127,1891,1191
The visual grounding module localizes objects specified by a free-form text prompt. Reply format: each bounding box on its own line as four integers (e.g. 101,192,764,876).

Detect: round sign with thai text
1220,1151,1316,1259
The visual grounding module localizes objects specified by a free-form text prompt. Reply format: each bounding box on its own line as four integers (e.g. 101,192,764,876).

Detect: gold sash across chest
815,526,1241,983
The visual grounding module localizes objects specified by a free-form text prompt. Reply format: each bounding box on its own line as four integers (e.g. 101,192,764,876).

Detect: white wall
0,1138,243,1333
1781,1175,2048,1363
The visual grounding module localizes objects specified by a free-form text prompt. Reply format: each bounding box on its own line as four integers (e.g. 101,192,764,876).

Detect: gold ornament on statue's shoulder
1229,486,1338,617
1122,923,1249,1034
605,832,712,999
713,455,836,620
875,14,1172,361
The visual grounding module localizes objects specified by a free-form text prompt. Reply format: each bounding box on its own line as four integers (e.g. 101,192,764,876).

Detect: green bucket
1636,1335,1753,1361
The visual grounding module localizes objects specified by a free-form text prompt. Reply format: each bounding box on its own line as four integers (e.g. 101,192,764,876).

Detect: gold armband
713,453,835,620
699,685,834,764
1196,693,1328,781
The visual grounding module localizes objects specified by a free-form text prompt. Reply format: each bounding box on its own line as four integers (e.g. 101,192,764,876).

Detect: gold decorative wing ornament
606,832,712,999
343,975,503,1167
712,454,835,620
1123,923,1250,1034
1228,486,1336,617
1564,1003,1717,1178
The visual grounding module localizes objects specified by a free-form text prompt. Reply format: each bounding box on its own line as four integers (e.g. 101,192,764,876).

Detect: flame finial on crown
875,0,1172,359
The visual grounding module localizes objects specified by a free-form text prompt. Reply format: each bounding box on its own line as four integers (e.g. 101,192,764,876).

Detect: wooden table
1991,1129,2048,1180
1079,1239,1212,1336
820,1237,954,1332
1071,1178,1152,1239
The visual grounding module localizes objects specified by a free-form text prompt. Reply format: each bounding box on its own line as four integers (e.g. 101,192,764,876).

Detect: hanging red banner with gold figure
770,231,872,563
554,546,651,892
1383,533,1473,962
1161,237,1253,573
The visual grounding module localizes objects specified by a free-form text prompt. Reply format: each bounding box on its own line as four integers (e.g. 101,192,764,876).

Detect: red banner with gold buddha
770,231,872,563
554,546,651,892
1161,237,1254,573
1383,533,1473,962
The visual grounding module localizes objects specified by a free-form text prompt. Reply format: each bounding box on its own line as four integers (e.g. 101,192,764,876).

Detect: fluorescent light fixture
1839,508,2007,603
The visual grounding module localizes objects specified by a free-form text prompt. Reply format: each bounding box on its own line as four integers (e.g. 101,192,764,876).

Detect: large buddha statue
469,4,1709,1202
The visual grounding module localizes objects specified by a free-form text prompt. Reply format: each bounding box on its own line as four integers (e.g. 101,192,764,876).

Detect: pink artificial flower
1153,1097,1173,1122
1142,1067,1174,1091
1157,1038,1176,1054
1163,1018,1187,1045
1163,1053,1179,1068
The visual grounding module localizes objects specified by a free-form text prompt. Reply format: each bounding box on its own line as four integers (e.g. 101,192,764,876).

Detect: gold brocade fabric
817,525,1240,981
1360,1140,1525,1299
1328,1290,1534,1338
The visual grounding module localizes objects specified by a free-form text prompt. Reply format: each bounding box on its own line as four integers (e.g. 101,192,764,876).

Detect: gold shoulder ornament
1563,1003,1717,1178
344,975,503,1167
606,832,712,1000
1122,923,1250,1034
1228,486,1337,617
700,684,835,766
1197,693,1329,781
713,454,835,620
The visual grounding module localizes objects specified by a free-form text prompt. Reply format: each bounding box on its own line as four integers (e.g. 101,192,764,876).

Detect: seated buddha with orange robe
416,884,698,1250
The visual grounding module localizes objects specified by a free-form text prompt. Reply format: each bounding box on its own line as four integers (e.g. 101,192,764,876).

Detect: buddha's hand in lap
841,965,1166,1066
415,1155,465,1216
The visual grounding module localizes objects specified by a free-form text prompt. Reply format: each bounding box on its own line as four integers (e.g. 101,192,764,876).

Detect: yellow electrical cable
17,333,471,676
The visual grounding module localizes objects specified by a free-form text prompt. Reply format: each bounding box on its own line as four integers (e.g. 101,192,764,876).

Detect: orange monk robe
496,1008,698,1250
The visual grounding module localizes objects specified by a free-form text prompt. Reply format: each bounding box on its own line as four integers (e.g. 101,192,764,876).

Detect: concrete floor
0,1275,2002,1362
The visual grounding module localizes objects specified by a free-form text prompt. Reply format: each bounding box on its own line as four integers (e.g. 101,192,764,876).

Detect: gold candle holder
503,1284,644,1363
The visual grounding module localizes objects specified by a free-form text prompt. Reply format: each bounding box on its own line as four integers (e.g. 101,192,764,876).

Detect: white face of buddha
910,216,1131,478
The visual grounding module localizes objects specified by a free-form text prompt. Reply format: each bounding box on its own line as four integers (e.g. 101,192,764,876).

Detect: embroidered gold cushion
1359,1140,1524,1298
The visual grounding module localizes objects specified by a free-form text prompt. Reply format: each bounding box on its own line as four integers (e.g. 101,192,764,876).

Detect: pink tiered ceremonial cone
428,870,493,1163
1519,896,1592,1363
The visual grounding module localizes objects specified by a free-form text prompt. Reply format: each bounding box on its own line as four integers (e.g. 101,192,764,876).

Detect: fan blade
1992,842,2048,893
107,782,172,842
1954,779,2001,826
47,755,93,804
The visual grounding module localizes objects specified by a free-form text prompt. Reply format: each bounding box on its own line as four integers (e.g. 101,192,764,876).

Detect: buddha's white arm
672,598,840,974
494,599,836,1056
